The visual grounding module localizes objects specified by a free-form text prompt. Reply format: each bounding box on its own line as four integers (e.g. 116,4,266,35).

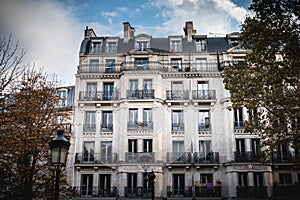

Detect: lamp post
49,129,70,200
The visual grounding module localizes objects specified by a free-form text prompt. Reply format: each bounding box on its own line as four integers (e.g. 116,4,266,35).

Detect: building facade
68,21,300,199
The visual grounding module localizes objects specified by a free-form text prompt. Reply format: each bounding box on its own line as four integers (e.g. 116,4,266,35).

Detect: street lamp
49,129,71,200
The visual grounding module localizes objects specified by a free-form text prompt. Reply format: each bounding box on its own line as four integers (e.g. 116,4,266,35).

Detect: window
105,59,115,72
253,173,264,187
135,58,149,69
81,174,93,196
90,41,101,53
276,144,290,161
87,82,97,100
143,79,153,98
238,172,248,186
84,111,96,132
172,110,184,131
170,40,182,52
106,42,117,53
101,141,112,162
83,142,94,162
127,173,138,192
234,108,244,128
279,173,292,185
199,110,210,130
196,58,207,71
103,82,114,100
99,174,111,194
143,139,153,152
137,41,148,51
196,81,210,99
58,90,67,107
129,109,138,128
101,111,113,131
200,174,213,184
90,59,99,72
199,140,211,161
236,139,245,153
195,39,207,52
129,80,139,99
143,109,153,129
128,140,138,162
171,58,182,71
251,139,260,155
173,174,185,196
171,81,184,99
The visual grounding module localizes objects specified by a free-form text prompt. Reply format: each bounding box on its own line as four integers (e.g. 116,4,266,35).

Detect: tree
223,0,300,156
0,65,70,198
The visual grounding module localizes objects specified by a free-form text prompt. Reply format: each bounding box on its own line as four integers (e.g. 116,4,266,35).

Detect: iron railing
194,152,219,163
195,186,222,197
172,123,184,132
100,123,113,132
125,152,155,163
236,186,268,198
167,152,192,164
73,186,117,197
75,153,118,164
128,121,153,130
192,90,216,100
126,89,155,99
234,151,261,162
167,186,192,197
83,124,96,132
79,91,120,101
166,90,189,100
272,152,294,163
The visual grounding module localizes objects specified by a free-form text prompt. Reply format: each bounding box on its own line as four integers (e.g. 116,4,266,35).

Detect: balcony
125,152,155,163
164,62,219,73
77,64,121,73
272,152,294,163
124,186,153,198
167,186,192,197
166,90,189,100
122,61,163,71
273,184,300,198
126,89,155,100
195,186,222,197
192,90,216,100
172,123,184,132
100,123,113,132
236,186,268,198
167,152,192,164
79,91,119,101
234,151,261,162
83,124,96,132
128,121,153,131
234,121,245,129
198,122,211,131
75,153,118,164
194,152,219,164
72,186,117,198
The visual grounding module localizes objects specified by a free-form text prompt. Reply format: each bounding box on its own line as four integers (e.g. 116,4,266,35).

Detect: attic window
170,40,182,52
137,41,149,52
90,41,102,53
195,39,207,52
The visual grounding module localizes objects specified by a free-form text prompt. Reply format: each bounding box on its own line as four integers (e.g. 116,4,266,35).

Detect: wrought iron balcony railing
73,186,117,197
192,90,216,100
77,64,121,73
234,151,261,162
236,186,268,198
126,89,155,99
128,121,153,130
195,186,222,197
100,123,113,132
83,124,96,132
166,90,189,100
125,152,155,163
167,186,192,197
272,152,294,163
198,122,211,131
79,91,120,101
234,121,245,129
167,152,191,164
172,123,184,132
194,152,219,163
124,186,153,198
75,153,118,164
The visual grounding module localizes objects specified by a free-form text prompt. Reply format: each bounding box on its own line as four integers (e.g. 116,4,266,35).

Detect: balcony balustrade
77,64,121,73
192,90,216,100
124,186,153,198
126,89,155,99
73,186,117,198
166,90,189,100
167,186,192,197
198,122,211,131
79,91,119,101
234,151,261,162
234,121,245,129
125,152,155,163
194,152,219,164
172,123,184,132
128,121,153,130
100,123,113,132
236,186,268,198
167,152,191,164
195,186,222,197
83,124,96,132
75,153,118,164
122,61,163,71
272,152,294,163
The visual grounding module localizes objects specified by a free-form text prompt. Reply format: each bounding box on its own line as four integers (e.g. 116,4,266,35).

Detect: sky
0,0,252,85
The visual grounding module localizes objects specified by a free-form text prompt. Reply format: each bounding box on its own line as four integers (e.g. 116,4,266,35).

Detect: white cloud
0,0,83,85
101,11,118,18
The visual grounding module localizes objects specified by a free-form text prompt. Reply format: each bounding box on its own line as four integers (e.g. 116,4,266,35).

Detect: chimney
123,22,135,42
84,26,97,39
183,21,196,42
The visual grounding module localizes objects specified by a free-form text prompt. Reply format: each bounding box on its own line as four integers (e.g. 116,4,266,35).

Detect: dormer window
106,41,117,53
137,41,149,52
90,40,102,53
195,39,207,52
170,39,182,52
